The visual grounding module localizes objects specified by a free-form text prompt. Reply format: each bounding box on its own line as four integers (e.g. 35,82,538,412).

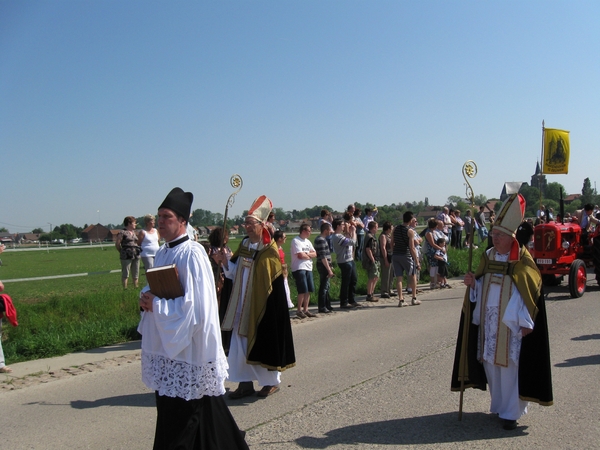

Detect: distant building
0,232,14,244
500,182,527,202
530,161,547,195
486,200,499,213
109,229,121,242
197,226,212,237
417,206,441,223
81,223,111,242
17,233,42,243
282,220,304,232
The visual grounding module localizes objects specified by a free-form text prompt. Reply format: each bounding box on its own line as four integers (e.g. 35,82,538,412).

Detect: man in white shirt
290,223,317,318
581,203,599,232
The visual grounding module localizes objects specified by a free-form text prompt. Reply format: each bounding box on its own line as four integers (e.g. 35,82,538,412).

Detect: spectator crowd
278,202,500,315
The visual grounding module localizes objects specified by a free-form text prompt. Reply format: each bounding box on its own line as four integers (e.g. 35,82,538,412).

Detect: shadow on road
555,354,600,368
572,333,600,341
286,412,528,448
71,392,155,409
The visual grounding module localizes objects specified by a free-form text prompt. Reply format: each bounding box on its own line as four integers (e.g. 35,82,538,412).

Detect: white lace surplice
138,237,228,400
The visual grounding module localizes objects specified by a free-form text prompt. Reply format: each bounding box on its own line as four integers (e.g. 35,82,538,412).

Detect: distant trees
33,224,83,241
473,194,488,208
20,178,600,238
446,196,463,206
56,224,82,240
581,178,595,206
518,185,541,217
190,209,218,226
545,182,567,202
272,207,288,221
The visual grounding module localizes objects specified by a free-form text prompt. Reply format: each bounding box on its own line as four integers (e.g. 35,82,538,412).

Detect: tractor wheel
569,259,587,298
542,274,562,286
592,235,600,285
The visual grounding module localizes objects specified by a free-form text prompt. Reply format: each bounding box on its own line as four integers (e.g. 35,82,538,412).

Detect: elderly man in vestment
451,194,553,430
219,195,296,399
138,187,248,449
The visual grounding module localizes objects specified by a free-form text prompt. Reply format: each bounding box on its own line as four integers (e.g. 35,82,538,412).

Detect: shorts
292,269,314,294
437,260,448,278
392,254,415,278
366,260,380,279
121,258,140,280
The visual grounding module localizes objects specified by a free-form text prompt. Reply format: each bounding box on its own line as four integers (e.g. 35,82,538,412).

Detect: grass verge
1,239,484,364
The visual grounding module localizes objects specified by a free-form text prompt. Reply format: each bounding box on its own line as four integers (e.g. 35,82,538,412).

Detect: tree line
9,177,598,242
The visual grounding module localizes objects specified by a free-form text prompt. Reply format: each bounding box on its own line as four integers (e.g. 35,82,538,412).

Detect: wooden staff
459,160,478,421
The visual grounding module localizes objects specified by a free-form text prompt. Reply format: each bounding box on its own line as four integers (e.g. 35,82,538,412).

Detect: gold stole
478,249,514,367
221,243,259,336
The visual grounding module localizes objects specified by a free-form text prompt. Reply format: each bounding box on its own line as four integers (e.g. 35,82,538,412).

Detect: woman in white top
138,214,160,271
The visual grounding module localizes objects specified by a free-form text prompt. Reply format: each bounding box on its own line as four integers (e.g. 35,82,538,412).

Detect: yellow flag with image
542,128,570,174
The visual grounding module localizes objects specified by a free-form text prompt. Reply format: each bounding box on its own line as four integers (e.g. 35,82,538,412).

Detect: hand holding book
145,264,185,300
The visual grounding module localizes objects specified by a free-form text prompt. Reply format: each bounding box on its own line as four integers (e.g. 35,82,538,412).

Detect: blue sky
1,0,598,231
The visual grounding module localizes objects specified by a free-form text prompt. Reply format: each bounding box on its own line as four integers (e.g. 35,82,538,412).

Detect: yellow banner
542,128,570,174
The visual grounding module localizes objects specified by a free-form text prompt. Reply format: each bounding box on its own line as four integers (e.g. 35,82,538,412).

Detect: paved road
1,280,599,449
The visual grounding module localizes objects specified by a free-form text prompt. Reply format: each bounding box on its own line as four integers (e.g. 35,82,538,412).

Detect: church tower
530,161,547,195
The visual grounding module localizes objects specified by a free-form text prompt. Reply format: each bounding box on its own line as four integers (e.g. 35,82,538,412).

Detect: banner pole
539,120,545,216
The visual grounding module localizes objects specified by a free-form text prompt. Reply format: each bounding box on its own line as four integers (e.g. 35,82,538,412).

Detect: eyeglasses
243,221,259,226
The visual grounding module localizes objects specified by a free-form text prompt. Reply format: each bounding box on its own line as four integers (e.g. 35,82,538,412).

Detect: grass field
0,235,483,364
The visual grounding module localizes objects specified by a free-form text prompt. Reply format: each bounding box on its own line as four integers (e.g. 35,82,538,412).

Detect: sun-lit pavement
1,278,599,449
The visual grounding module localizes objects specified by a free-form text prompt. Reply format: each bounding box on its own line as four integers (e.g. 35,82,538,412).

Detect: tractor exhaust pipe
560,188,565,224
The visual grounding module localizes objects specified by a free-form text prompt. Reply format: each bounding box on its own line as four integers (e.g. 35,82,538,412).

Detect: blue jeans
292,269,314,294
478,227,488,244
338,261,357,306
316,262,332,311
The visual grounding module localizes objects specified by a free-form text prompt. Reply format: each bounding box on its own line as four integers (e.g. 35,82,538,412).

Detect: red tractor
530,221,600,298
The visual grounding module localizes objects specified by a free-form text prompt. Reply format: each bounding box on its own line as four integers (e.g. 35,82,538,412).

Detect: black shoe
318,308,333,314
349,301,362,307
340,304,356,309
366,295,379,302
380,293,390,299
502,419,517,430
229,382,255,399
